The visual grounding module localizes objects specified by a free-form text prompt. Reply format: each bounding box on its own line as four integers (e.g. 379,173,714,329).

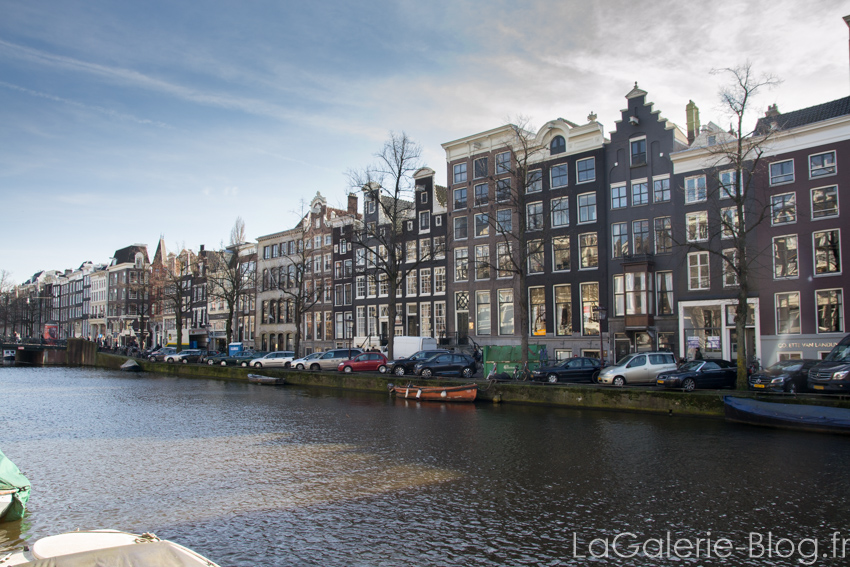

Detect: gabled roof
755,96,850,134
112,244,149,265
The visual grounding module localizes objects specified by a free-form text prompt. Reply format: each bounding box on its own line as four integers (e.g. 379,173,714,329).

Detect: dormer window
550,136,566,155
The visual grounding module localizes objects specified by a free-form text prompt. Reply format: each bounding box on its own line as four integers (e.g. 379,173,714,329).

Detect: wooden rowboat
390,383,478,402
247,374,286,385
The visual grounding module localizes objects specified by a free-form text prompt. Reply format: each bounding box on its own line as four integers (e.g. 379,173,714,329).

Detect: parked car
532,357,603,383
292,351,324,370
656,359,738,391
250,351,295,368
199,350,220,363
750,359,819,393
215,351,263,367
308,348,363,371
338,352,389,373
166,349,204,364
388,349,451,376
597,352,678,386
148,347,177,362
413,353,477,378
808,333,850,393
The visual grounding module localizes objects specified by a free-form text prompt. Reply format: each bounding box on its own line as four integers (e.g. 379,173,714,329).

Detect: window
454,187,467,210
656,272,673,315
771,193,796,225
434,267,446,294
630,137,646,166
405,241,417,263
367,274,377,297
435,215,442,226
720,207,738,239
580,282,599,336
527,240,544,273
475,290,491,335
554,285,572,336
577,157,595,183
454,248,468,281
498,289,514,335
551,197,569,227
723,248,738,287
355,276,365,299
686,211,708,242
685,176,707,203
613,273,650,316
814,229,841,275
379,273,389,296
474,157,488,179
527,169,542,193
810,151,836,178
688,252,710,290
770,160,794,185
406,271,417,296
475,245,490,280
496,209,512,233
474,213,489,237
611,184,627,209
496,178,511,201
434,236,446,259
579,233,598,269
578,193,597,223
552,236,570,271
263,246,270,259
811,186,839,219
474,183,488,206
420,238,431,261
612,223,629,258
632,181,648,205
551,164,569,188
453,163,467,184
496,152,510,174
454,217,468,239
419,211,430,231
773,235,798,279
529,287,547,336
632,220,649,254
775,292,800,334
653,177,671,202
654,217,672,254
550,136,565,155
527,202,543,230
497,242,512,277
817,289,844,333
720,170,738,199
420,268,432,295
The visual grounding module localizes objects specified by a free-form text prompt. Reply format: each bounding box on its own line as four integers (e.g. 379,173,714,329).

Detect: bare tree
230,216,246,246
159,248,194,352
0,270,15,338
207,251,256,347
347,132,425,360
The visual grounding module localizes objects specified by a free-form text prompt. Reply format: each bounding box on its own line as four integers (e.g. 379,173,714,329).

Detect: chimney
765,104,780,118
199,244,205,252
686,100,700,144
347,193,358,214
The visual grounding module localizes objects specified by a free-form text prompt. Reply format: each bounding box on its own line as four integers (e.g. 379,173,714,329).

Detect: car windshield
767,361,803,372
824,341,850,362
679,361,703,372
615,354,636,366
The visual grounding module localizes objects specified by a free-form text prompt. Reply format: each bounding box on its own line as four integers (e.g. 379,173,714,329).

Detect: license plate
754,384,765,389
656,380,664,385
814,385,824,390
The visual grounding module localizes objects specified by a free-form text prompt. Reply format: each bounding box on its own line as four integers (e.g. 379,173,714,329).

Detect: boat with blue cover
724,396,850,434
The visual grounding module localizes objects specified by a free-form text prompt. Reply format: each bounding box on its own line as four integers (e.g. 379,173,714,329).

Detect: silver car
249,351,295,368
291,351,324,370
308,348,363,371
597,352,678,386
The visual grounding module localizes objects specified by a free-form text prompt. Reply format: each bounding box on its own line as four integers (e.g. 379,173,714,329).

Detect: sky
1,0,849,283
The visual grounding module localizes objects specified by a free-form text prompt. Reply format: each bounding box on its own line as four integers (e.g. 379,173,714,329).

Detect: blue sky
1,0,848,282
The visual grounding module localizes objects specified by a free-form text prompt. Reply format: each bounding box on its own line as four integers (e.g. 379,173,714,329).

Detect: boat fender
416,389,422,399
441,391,447,398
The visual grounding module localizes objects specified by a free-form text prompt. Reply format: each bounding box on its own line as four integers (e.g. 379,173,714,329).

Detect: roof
755,96,850,134
112,244,149,265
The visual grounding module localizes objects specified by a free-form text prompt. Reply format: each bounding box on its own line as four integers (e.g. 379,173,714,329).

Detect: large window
474,157,488,179
420,268,432,295
529,287,547,336
527,240,544,274
496,209,512,233
577,157,595,183
527,202,544,230
810,151,836,178
550,136,565,155
611,184,627,209
688,252,710,290
580,282,599,336
434,267,446,294
498,289,514,335
613,273,650,316
811,186,839,219
454,248,468,281
454,187,467,210
632,181,649,206
580,233,598,269
723,248,738,287
633,220,649,255
454,216,468,239
814,229,841,275
406,271,417,296
496,178,511,202
474,183,488,207
612,222,629,258
496,152,510,174
770,160,794,185
720,207,738,239
654,217,672,254
551,197,569,227
453,163,467,184
686,211,708,242
474,213,489,237
630,137,646,166
476,291,491,335
527,169,542,193
552,236,570,271
773,235,798,279
475,244,490,280
720,170,738,199
771,193,796,225
554,285,572,336
685,176,706,203
551,164,569,188
817,289,844,333
497,242,512,278
653,176,670,202
775,292,800,334
578,193,597,223
656,272,673,315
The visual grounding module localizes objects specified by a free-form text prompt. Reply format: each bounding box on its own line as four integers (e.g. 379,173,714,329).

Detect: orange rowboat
391,383,478,402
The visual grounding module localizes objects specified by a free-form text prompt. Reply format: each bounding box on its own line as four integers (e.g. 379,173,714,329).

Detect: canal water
1,367,849,566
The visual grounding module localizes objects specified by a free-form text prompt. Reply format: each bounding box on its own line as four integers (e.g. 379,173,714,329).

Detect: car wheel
462,367,474,378
284,362,291,368
343,366,353,373
547,373,558,384
612,376,625,387
181,359,188,364
310,363,320,371
786,382,797,394
682,378,696,392
207,359,214,365
296,364,304,370
150,356,156,362
421,368,433,378
254,362,262,368
221,361,227,366
241,362,248,367
394,366,405,377
591,370,600,384
377,365,387,374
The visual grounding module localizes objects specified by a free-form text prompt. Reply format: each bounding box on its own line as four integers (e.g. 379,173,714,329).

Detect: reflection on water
2,367,850,566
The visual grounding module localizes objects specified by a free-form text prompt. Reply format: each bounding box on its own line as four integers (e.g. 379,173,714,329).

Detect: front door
457,312,469,344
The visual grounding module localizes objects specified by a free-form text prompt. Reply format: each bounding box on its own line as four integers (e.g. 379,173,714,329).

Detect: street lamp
594,306,607,364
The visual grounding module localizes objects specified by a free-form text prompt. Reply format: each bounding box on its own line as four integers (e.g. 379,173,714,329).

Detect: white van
383,336,438,360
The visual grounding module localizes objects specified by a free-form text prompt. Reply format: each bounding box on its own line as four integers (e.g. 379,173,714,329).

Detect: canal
1,367,849,566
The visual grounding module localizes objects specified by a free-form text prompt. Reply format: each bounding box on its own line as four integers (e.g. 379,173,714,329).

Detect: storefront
678,298,759,363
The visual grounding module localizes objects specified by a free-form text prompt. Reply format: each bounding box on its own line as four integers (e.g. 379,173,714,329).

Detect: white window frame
453,162,467,184
770,159,795,185
653,174,671,203
577,193,597,224
630,136,647,167
811,185,839,220
809,150,837,179
770,192,797,226
772,234,799,280
526,169,543,193
551,164,569,188
722,248,738,287
551,197,569,228
686,211,708,242
775,291,801,335
815,288,844,334
685,175,706,204
631,178,649,206
687,252,710,290
576,157,595,183
813,229,842,276
611,183,627,209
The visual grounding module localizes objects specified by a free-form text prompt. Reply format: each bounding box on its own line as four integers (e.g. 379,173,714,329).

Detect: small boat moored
120,359,142,372
247,374,286,385
0,449,30,523
724,396,850,435
389,383,478,402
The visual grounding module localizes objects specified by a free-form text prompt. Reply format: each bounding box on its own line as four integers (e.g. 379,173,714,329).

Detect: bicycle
513,362,532,381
